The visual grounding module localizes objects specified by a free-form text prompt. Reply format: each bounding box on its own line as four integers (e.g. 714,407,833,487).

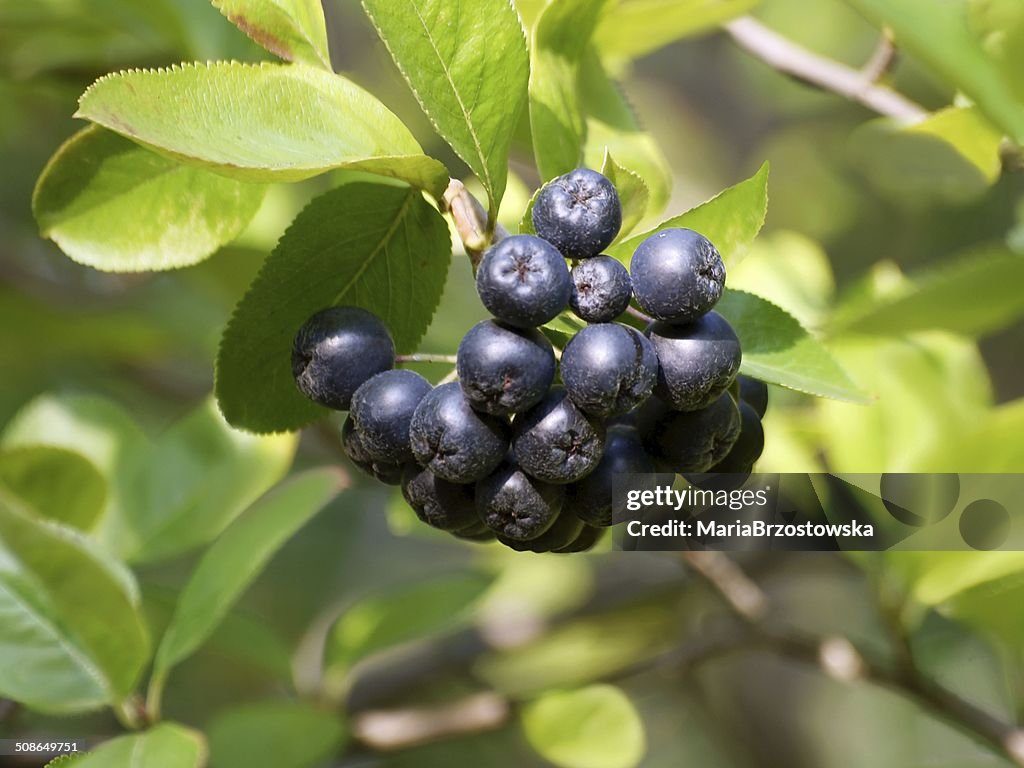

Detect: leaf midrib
401,0,493,198
330,189,416,306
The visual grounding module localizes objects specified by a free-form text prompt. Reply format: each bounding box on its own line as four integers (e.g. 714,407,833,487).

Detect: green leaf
817,333,994,474
33,126,266,272
840,0,1024,145
578,51,672,215
946,568,1024,648
120,398,298,563
216,181,452,433
152,469,343,685
521,685,646,768
71,724,206,768
324,572,491,692
0,445,106,530
529,0,610,181
361,0,528,218
606,162,769,266
830,248,1024,338
848,108,1004,206
212,0,331,68
0,490,149,713
717,290,869,403
594,0,759,59
600,150,649,238
1,393,150,547
208,701,346,768
541,311,588,348
77,62,448,196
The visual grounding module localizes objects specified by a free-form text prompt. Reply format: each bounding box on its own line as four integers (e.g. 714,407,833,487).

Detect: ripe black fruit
341,417,404,485
401,464,480,532
561,323,658,417
512,388,605,484
498,507,584,552
646,311,741,411
457,320,556,415
349,369,432,463
476,235,571,328
476,459,564,540
409,382,509,483
738,375,769,418
631,228,725,323
554,524,606,553
637,392,741,473
569,256,632,323
292,306,395,410
532,168,622,259
709,400,764,472
567,427,657,527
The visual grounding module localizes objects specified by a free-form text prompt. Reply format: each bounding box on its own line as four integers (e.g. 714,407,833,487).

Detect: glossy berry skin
709,400,764,472
401,464,479,532
409,382,509,483
561,323,658,417
554,524,606,553
349,370,432,463
630,228,725,323
532,168,622,259
457,320,556,415
738,375,769,419
476,459,565,541
512,388,605,484
292,306,395,410
646,312,741,412
476,235,571,328
569,256,632,323
566,427,657,527
341,417,404,485
637,392,741,473
499,507,584,552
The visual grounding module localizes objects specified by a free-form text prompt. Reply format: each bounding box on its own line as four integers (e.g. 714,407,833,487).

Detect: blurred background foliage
1,0,1024,767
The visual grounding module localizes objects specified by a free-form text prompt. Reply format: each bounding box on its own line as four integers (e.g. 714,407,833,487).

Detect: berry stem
396,354,458,364
624,305,653,324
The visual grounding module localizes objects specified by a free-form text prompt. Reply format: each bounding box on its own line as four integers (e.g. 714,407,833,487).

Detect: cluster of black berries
292,168,767,552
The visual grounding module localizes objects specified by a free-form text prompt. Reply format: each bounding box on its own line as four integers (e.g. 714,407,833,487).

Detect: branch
724,17,927,121
683,551,1024,767
352,693,510,751
395,354,458,364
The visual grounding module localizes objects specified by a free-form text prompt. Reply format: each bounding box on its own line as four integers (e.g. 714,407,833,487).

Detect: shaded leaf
216,182,452,433
212,0,331,68
120,398,298,563
606,162,768,266
71,724,206,768
0,445,106,530
324,571,491,692
33,126,266,272
848,108,1004,206
362,0,528,217
717,290,869,403
0,491,148,713
208,701,346,768
77,62,448,195
840,0,1024,144
594,0,759,59
521,685,645,768
830,247,1024,338
529,0,610,181
152,469,343,683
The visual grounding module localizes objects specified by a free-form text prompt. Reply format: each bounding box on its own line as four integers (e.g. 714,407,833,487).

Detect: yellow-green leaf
34,126,266,272
76,62,448,196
